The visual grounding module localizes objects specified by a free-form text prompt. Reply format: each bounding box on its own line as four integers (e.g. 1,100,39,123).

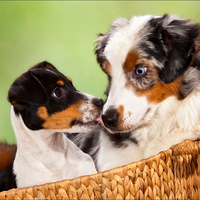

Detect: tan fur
137,77,183,103
56,80,64,86
0,142,17,172
37,101,83,129
104,60,111,75
123,51,140,72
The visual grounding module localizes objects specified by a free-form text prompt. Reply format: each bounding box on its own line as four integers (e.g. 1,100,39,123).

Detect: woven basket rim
0,139,200,199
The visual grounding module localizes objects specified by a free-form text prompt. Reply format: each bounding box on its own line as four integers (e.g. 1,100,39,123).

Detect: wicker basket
0,139,199,200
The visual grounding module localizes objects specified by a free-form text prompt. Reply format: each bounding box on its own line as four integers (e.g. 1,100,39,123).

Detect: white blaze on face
102,60,152,131
102,15,158,131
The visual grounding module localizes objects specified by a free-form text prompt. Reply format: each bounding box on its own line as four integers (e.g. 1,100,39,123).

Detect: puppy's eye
52,87,63,97
135,66,147,76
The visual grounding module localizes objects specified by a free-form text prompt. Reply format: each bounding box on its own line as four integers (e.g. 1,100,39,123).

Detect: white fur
96,133,143,172
105,16,153,67
97,90,200,172
79,92,101,123
102,15,159,132
11,107,97,188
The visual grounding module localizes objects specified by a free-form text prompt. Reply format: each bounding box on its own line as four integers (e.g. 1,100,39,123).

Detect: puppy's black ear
95,18,129,69
154,14,200,83
95,33,109,68
8,70,48,111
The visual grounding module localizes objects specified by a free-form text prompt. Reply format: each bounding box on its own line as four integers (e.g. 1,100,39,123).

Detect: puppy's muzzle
92,98,104,109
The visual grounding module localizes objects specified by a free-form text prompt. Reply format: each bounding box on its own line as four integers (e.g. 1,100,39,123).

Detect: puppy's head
8,61,103,132
95,14,200,133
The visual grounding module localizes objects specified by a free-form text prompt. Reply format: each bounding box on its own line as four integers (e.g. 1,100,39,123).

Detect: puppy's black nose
92,98,104,109
102,109,118,129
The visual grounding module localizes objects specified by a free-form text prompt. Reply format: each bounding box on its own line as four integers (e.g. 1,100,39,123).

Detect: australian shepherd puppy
70,14,200,172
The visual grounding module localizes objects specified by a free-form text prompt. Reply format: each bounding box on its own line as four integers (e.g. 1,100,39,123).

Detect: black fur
95,33,110,68
66,128,101,161
105,130,138,148
0,164,16,192
139,25,167,64
8,61,86,130
150,14,200,83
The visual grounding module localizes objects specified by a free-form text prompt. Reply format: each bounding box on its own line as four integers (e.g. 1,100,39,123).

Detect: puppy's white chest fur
14,137,96,188
11,108,97,188
97,132,143,172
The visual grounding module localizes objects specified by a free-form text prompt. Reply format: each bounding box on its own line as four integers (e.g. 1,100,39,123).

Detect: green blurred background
0,1,200,144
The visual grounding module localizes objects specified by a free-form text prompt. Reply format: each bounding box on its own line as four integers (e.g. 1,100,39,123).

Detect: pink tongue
96,117,104,126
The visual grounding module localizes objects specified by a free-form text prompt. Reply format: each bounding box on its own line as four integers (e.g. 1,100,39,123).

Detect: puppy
70,14,200,172
0,61,103,191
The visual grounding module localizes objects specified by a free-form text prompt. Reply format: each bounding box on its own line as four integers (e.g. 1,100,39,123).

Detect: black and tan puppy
0,61,103,191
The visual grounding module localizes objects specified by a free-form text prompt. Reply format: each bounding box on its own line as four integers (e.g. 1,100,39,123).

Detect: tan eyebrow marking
57,80,65,86
137,77,183,103
46,64,55,69
67,77,72,82
123,50,140,72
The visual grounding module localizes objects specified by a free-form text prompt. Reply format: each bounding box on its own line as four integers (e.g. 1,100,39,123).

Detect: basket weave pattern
0,139,199,199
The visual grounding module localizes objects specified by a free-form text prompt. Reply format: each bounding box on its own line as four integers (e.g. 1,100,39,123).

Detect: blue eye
135,67,147,76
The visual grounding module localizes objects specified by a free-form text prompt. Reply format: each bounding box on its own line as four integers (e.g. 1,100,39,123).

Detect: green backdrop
0,1,200,143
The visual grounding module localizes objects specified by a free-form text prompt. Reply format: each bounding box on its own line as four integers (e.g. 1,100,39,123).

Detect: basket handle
171,139,200,156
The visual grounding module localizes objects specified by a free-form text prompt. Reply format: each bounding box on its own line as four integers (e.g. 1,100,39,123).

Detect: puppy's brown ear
8,70,48,111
